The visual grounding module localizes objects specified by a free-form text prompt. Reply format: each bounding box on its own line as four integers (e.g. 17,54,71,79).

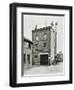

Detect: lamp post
50,21,58,64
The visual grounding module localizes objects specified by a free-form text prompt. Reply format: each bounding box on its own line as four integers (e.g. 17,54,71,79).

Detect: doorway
40,54,48,65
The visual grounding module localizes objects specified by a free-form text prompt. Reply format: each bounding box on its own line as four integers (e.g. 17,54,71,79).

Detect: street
23,62,63,76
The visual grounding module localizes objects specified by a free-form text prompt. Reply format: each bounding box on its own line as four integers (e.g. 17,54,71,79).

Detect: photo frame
10,3,72,87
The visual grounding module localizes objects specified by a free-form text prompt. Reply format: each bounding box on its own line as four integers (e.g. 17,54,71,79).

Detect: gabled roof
24,37,33,44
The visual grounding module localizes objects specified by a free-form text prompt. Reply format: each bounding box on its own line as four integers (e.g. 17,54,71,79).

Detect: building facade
32,26,56,65
22,38,33,76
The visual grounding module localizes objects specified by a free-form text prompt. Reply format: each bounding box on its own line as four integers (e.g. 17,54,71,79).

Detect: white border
16,7,70,83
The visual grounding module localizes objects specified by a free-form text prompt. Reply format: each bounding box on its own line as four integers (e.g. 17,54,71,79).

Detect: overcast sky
23,15,64,53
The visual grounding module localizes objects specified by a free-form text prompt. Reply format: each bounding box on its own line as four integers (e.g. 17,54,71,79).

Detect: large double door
40,54,48,65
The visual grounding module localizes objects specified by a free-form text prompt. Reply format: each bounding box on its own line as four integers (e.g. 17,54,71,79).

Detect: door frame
39,53,49,65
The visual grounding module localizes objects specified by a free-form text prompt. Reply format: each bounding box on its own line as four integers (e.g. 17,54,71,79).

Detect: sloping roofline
24,37,33,44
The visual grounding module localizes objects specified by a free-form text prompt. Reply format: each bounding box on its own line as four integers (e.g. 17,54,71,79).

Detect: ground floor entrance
40,54,48,65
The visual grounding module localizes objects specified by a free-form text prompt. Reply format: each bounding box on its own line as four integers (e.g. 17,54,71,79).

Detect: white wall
0,0,74,90
50,31,56,61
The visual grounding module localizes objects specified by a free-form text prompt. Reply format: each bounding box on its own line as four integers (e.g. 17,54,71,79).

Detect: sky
23,15,64,53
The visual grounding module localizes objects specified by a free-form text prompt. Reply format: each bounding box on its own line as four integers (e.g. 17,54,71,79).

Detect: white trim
39,52,49,55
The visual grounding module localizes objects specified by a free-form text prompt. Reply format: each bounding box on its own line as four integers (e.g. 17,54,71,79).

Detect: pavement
23,62,63,76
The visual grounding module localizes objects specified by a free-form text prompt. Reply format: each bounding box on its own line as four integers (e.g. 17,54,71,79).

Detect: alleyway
23,62,63,76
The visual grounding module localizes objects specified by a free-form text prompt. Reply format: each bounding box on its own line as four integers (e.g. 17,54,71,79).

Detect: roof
24,37,33,44
32,26,52,32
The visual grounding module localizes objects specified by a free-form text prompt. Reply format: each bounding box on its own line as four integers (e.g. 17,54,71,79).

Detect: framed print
10,3,72,87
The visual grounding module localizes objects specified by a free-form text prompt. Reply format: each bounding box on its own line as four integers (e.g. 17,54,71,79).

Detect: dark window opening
34,55,38,58
35,44,38,47
29,43,31,49
35,48,38,51
44,34,47,40
43,43,47,47
27,55,30,64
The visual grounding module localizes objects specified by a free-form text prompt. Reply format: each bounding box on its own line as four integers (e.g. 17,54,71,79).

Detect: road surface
23,62,63,76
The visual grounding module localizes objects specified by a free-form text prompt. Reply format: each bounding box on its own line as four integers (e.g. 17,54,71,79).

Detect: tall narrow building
32,25,56,65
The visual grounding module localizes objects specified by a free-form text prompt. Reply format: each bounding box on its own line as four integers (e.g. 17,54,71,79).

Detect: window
25,42,29,48
27,55,30,64
43,43,47,47
36,35,38,41
29,43,31,49
35,44,38,47
34,55,38,58
24,54,26,63
44,34,47,40
35,48,38,51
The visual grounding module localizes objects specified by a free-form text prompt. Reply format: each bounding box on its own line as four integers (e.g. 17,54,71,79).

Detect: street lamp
51,21,54,27
50,21,58,64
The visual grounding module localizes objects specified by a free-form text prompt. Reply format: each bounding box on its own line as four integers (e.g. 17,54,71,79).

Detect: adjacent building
22,37,33,76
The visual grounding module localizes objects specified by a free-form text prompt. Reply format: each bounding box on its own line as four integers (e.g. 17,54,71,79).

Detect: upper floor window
44,34,47,40
27,54,30,64
24,42,29,48
36,35,39,41
35,44,38,47
43,43,47,47
29,43,31,49
34,55,38,58
24,42,31,49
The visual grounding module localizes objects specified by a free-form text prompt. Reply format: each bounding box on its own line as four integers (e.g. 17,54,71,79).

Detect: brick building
32,25,56,65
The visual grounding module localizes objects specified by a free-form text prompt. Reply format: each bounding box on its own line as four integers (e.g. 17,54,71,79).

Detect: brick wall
32,27,52,64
